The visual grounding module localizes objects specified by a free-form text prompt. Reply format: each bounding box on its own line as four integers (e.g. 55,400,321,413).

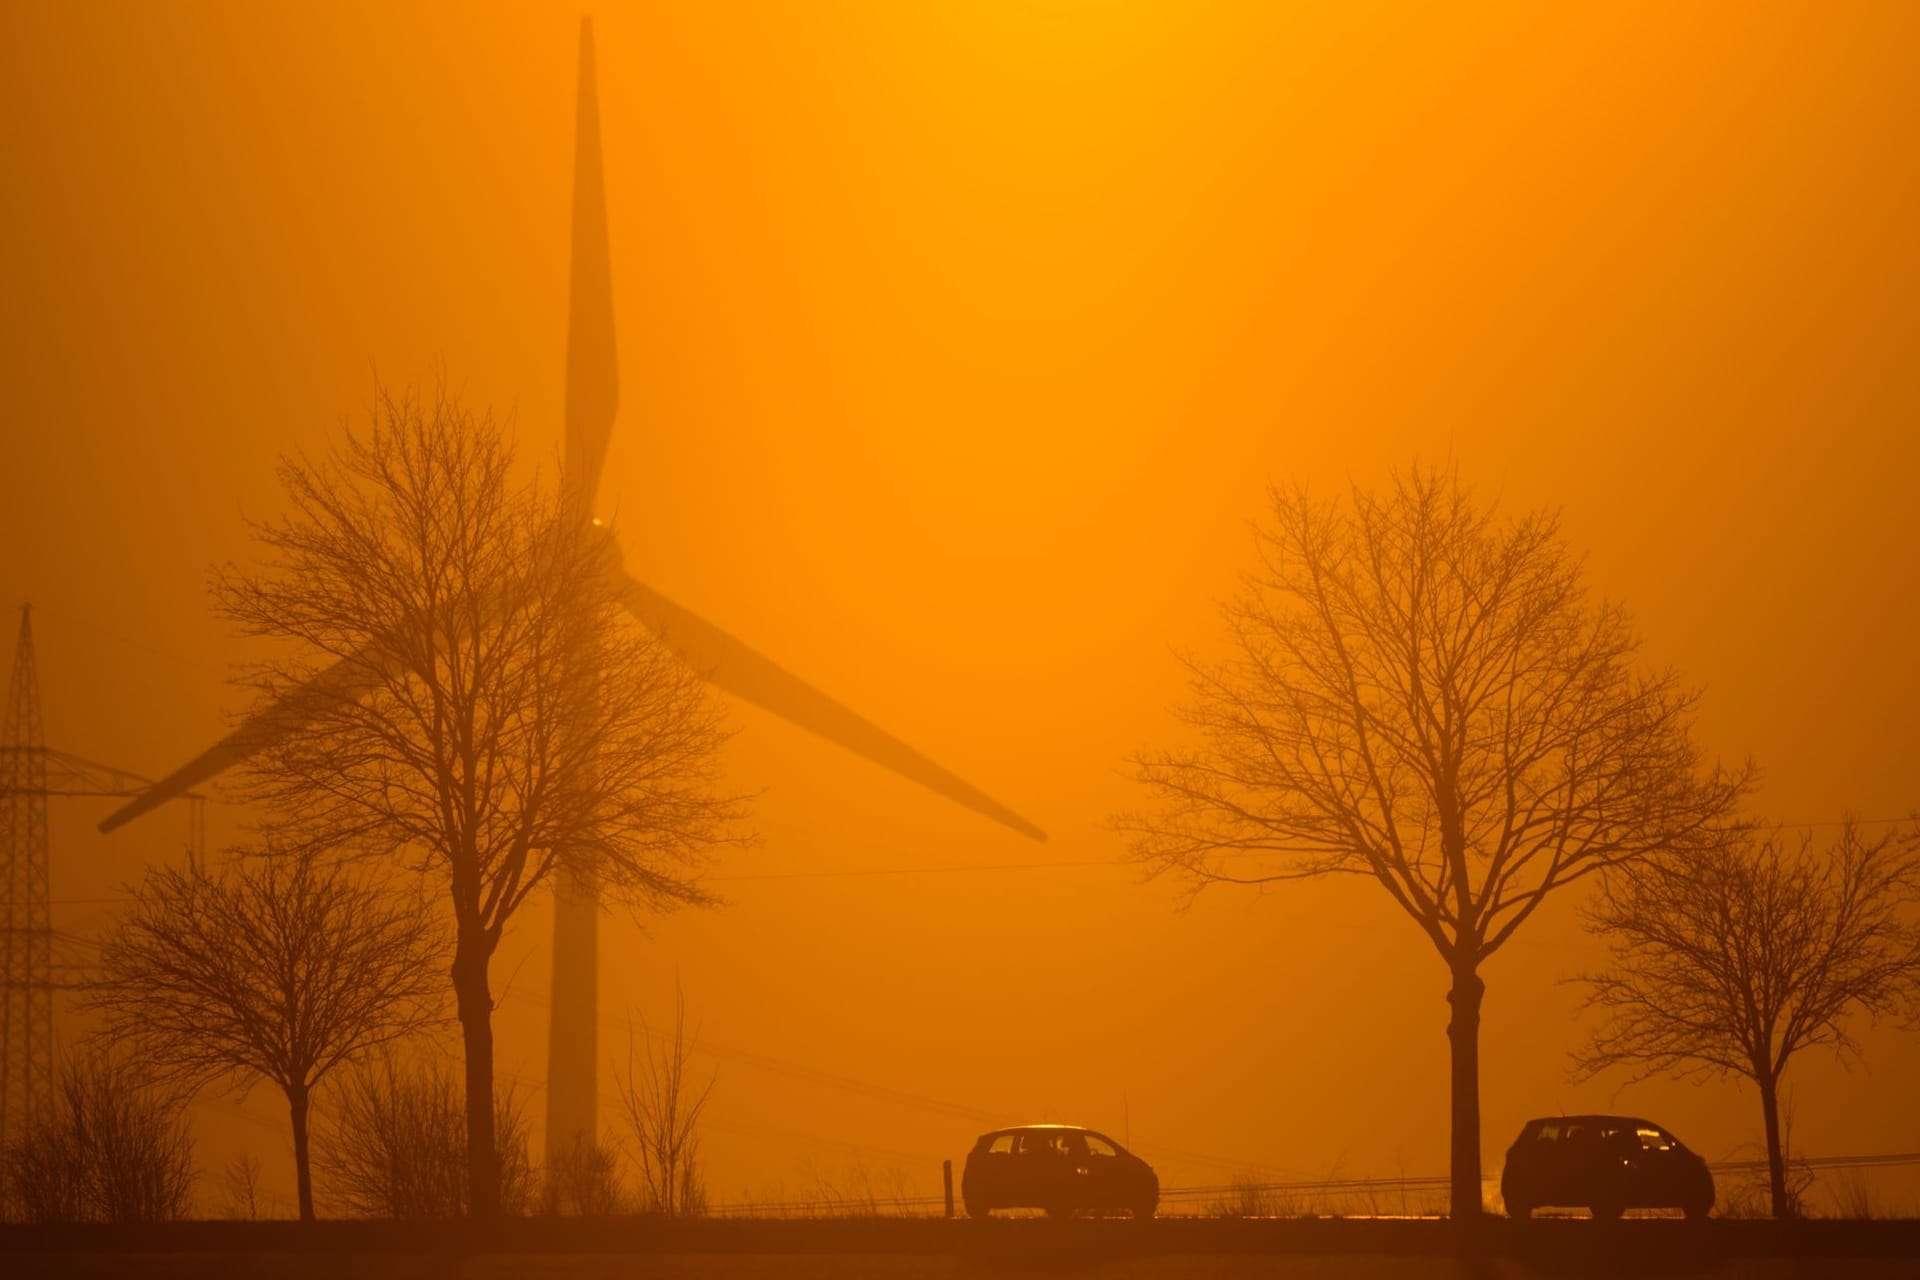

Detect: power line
23,605,229,681
502,985,1277,1178
1770,816,1912,829
627,815,1920,885
500,987,1011,1128
42,816,1914,903
709,858,1122,883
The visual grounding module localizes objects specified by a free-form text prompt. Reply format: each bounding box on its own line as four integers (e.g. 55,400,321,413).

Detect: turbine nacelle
584,515,628,580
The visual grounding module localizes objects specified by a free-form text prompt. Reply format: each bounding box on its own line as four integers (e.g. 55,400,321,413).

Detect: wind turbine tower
543,20,1046,1160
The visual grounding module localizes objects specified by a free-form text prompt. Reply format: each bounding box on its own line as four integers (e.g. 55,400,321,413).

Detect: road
4,1217,1918,1278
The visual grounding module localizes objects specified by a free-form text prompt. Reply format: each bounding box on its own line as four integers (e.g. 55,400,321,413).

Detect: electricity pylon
1,605,50,1151
1,605,203,1148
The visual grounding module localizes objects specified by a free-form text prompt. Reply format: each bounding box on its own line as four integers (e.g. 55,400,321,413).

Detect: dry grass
715,1158,940,1219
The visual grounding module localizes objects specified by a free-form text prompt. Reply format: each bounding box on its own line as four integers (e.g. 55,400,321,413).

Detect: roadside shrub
1,1051,195,1223
319,1057,532,1217
542,1135,628,1216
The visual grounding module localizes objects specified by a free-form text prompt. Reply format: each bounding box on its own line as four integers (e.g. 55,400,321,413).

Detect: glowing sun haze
3,1,1918,1212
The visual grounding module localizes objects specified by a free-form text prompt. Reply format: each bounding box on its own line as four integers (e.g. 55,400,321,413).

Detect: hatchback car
962,1125,1158,1220
1501,1115,1713,1220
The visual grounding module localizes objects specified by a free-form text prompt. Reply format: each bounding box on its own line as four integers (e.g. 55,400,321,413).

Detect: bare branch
84,843,445,1220
209,383,750,1215
618,984,716,1218
1116,465,1749,1216
1571,819,1920,1215
1120,466,1747,968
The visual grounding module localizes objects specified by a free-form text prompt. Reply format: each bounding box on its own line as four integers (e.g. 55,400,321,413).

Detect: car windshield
1635,1126,1676,1151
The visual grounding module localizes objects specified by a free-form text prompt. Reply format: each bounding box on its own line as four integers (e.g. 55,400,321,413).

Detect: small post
943,1159,955,1219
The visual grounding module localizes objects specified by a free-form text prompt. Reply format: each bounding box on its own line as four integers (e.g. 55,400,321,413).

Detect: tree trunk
1758,1071,1789,1217
1447,961,1485,1222
288,1082,314,1222
453,934,502,1219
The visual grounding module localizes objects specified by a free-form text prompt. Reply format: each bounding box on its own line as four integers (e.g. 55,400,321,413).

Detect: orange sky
4,1,1919,1215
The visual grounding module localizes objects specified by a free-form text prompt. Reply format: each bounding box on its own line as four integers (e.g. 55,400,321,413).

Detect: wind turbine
99,17,1045,1162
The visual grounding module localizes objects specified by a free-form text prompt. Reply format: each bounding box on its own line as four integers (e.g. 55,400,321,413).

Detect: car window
1535,1122,1561,1144
1085,1134,1118,1158
1562,1123,1591,1145
987,1135,1016,1155
1598,1124,1643,1155
1016,1133,1059,1156
1635,1127,1675,1151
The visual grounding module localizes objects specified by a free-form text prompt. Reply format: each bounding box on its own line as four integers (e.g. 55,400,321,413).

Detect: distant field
5,1219,1920,1278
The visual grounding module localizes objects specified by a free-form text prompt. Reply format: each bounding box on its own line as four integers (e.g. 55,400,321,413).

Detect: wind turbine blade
96,648,385,834
565,16,618,506
614,573,1047,843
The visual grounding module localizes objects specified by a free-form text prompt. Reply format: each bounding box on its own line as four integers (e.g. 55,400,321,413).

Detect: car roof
1526,1115,1666,1129
979,1124,1130,1142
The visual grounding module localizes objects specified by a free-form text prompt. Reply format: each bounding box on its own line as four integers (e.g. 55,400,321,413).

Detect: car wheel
1506,1201,1533,1220
1132,1200,1156,1221
1683,1201,1710,1221
1590,1200,1623,1222
1045,1203,1076,1221
964,1198,989,1220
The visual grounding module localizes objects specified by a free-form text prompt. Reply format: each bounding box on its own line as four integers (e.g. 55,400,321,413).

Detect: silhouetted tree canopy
1119,467,1748,1219
86,845,444,1221
214,384,748,1216
1574,819,1920,1217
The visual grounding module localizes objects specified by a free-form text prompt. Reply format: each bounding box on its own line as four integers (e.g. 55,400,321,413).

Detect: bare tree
215,385,747,1215
618,988,715,1218
219,1152,266,1220
1,1050,196,1223
1118,468,1748,1218
319,1056,534,1218
84,846,443,1221
1573,820,1920,1217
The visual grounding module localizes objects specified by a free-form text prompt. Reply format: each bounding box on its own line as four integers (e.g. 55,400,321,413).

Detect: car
962,1124,1158,1220
1501,1115,1714,1220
